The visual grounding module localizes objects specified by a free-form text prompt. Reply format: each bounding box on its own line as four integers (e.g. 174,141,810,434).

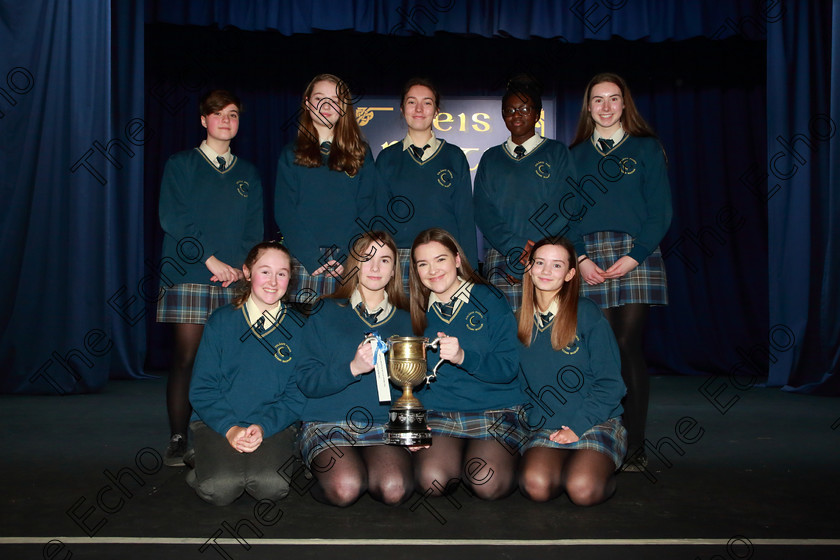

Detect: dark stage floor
2,375,839,559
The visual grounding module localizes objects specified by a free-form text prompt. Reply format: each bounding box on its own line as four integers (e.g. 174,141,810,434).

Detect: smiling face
502,92,539,144
529,244,576,299
588,81,624,136
357,241,396,300
414,241,462,301
201,103,240,145
306,79,342,134
243,248,291,313
402,84,438,134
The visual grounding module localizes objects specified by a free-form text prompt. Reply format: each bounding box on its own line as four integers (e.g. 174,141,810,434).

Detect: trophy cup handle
425,337,444,384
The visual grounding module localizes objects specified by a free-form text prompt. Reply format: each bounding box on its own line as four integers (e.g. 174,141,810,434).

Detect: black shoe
164,434,187,467
183,448,195,469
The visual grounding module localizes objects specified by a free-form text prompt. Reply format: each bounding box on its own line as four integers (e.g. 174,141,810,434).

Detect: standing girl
409,228,522,500
376,77,477,291
295,231,414,507
157,90,263,466
187,241,304,505
569,73,672,467
473,76,577,311
274,74,379,302
517,238,626,505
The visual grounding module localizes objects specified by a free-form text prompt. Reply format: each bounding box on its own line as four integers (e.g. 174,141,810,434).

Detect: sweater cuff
628,243,652,264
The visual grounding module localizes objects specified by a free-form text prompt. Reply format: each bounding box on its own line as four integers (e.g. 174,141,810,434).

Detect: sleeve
453,148,479,266
627,139,672,263
273,147,322,271
256,371,305,438
159,154,217,259
567,305,626,437
458,294,520,384
355,145,381,223
241,166,264,259
473,152,529,256
373,145,395,218
294,307,362,397
189,313,241,436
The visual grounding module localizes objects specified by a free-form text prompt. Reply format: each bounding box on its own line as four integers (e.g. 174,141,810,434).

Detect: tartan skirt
427,407,526,445
522,417,628,470
156,282,237,324
482,248,522,313
287,255,337,303
299,420,395,468
580,231,668,307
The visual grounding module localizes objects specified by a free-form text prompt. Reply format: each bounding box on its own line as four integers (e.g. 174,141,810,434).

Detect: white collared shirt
350,288,392,322
401,132,441,162
427,278,473,311
245,296,282,330
505,134,544,158
200,140,232,169
593,126,626,145
535,299,560,328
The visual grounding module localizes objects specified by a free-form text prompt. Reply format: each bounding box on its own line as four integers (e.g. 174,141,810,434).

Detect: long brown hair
325,231,409,311
408,228,485,335
233,241,293,309
517,237,580,350
570,72,658,148
294,73,366,176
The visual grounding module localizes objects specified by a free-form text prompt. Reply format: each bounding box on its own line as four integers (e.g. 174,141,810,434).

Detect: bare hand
226,424,264,453
601,256,639,279
349,338,375,377
436,332,464,365
578,258,606,285
311,259,345,278
206,255,244,287
549,426,579,444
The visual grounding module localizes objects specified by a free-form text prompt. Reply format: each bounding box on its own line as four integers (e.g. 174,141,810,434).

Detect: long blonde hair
517,237,580,350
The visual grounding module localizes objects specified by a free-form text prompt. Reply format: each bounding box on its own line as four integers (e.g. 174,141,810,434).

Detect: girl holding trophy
408,228,523,500
517,237,627,505
295,231,415,507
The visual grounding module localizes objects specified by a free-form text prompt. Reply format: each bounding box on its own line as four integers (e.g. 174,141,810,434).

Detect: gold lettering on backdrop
356,107,394,127
434,112,453,132
460,148,481,172
534,109,546,135
435,112,495,134
381,140,401,151
471,113,491,132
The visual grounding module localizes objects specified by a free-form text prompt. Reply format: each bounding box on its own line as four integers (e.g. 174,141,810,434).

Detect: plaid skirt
287,255,337,303
156,282,237,324
299,420,394,468
522,417,628,470
427,407,527,451
397,248,411,296
580,231,668,307
482,248,523,312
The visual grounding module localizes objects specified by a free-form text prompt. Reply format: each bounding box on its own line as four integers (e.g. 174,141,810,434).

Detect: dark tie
355,302,382,325
514,145,526,159
254,316,266,334
320,141,331,153
539,311,554,326
411,144,429,159
434,299,457,319
598,138,614,152
216,156,226,171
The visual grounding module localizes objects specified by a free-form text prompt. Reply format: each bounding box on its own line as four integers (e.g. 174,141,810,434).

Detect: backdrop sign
356,96,555,178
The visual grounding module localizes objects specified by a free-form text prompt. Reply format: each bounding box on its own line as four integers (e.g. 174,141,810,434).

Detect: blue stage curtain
144,0,758,41
0,0,148,394
767,0,839,394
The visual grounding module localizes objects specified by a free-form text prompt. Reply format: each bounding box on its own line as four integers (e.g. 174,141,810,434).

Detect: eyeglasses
503,106,535,117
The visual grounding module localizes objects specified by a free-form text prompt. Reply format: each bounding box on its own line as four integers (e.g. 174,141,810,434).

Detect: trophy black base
384,407,432,446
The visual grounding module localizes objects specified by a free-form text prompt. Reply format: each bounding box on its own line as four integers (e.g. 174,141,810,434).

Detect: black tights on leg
520,448,616,505
603,304,649,452
167,323,204,438
309,447,367,507
361,445,414,505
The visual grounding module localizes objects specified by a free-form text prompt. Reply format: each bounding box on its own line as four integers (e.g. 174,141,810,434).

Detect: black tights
309,445,414,507
602,304,649,452
519,447,616,505
167,323,204,438
413,436,519,500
